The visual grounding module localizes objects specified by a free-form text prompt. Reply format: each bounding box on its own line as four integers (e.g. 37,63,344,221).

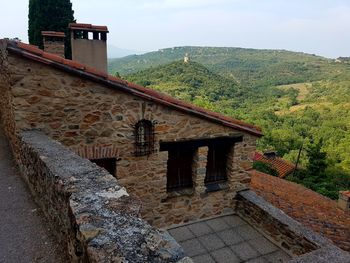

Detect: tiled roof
250,170,350,252
41,31,65,38
68,23,109,32
4,40,263,137
341,191,350,198
253,152,294,177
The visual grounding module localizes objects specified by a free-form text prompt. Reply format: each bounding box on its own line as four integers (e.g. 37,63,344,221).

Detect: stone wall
18,130,189,263
236,190,336,254
43,40,65,58
236,190,350,262
0,41,18,157
1,50,257,227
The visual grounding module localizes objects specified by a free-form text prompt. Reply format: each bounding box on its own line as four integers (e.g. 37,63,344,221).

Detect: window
91,158,116,177
167,147,195,191
205,143,230,185
135,119,154,156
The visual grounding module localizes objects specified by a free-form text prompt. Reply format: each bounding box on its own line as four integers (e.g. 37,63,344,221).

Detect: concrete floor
168,214,291,263
0,129,67,263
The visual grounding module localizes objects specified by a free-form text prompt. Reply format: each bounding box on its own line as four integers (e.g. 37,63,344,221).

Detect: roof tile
254,152,294,177
17,42,44,56
250,170,350,252
42,52,65,64
68,23,109,32
41,31,65,38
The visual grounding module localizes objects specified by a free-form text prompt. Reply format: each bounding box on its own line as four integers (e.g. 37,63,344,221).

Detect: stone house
0,24,262,228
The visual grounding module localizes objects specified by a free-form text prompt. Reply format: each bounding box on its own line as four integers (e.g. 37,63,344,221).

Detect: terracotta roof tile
250,170,350,252
17,42,44,56
85,66,108,79
107,75,128,86
341,191,350,198
62,59,86,70
5,40,262,137
42,52,65,64
254,152,295,177
41,31,65,38
68,23,109,32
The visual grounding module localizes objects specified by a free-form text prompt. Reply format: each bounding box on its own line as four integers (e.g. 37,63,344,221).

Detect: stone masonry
0,44,258,227
18,130,188,263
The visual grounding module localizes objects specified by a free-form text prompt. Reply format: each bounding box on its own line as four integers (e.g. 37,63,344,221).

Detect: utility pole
293,139,304,177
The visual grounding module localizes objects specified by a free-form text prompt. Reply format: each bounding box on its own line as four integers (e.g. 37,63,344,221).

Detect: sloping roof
254,152,294,177
249,170,350,252
4,40,263,137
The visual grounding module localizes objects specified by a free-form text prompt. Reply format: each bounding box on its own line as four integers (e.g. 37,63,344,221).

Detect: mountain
109,46,348,88
107,45,144,58
117,48,350,200
126,61,243,102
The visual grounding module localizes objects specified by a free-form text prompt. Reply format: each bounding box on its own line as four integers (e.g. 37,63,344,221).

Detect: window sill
165,188,194,199
205,182,229,193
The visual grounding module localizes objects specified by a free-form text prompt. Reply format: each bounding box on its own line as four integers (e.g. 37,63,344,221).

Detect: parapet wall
18,130,189,263
236,190,350,262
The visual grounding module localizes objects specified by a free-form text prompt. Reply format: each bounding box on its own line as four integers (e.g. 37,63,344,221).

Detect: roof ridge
5,40,262,137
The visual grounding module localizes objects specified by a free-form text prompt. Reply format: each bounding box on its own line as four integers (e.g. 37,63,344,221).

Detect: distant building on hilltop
184,53,190,63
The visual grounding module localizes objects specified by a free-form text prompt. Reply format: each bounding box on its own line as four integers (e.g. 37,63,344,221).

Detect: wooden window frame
166,146,195,192
205,143,231,185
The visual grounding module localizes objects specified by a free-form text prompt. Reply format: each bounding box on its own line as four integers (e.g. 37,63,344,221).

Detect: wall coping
237,190,350,262
20,130,189,262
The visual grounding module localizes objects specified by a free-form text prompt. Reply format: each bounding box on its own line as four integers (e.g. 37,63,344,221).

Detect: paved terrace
168,214,291,263
0,129,66,263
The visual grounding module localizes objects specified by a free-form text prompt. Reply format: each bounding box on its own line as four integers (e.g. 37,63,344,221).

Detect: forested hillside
110,47,350,199
109,46,348,88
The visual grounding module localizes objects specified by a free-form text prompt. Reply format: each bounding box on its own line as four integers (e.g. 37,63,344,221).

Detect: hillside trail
0,128,67,263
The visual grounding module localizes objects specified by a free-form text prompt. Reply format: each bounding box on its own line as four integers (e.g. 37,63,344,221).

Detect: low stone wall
236,190,350,262
18,130,189,263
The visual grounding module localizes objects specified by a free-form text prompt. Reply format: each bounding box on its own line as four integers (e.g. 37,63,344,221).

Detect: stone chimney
41,31,65,58
68,23,109,73
338,191,350,211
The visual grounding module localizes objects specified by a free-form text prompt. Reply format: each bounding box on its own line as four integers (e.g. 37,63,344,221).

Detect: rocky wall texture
4,52,258,227
43,40,65,58
18,130,190,263
236,190,350,262
0,41,23,165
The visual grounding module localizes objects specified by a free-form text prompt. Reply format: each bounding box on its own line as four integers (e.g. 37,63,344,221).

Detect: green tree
28,0,75,58
306,138,327,179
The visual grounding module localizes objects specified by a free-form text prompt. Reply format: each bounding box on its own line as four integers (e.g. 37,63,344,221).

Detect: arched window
135,119,154,156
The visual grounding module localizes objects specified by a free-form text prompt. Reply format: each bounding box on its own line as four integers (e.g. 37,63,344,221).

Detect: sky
0,0,350,58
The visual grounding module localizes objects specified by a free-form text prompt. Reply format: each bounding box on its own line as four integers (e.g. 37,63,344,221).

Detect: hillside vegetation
110,47,350,199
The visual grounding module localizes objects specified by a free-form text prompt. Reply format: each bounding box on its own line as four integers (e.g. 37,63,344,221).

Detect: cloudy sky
1,0,349,58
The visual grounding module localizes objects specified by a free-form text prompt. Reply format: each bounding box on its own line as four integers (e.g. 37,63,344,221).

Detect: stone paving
0,129,67,263
168,214,291,263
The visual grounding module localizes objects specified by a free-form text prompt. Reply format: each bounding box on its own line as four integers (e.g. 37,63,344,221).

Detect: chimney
41,31,65,58
68,23,109,73
263,151,277,159
338,191,350,211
